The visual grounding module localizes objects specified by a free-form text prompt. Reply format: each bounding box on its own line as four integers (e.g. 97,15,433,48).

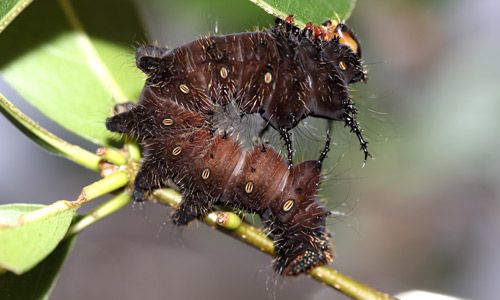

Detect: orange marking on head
334,26,359,55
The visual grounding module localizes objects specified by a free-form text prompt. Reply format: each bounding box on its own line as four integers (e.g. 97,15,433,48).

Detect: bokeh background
1,0,500,299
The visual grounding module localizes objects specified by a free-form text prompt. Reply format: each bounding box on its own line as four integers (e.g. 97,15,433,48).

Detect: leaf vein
57,0,128,104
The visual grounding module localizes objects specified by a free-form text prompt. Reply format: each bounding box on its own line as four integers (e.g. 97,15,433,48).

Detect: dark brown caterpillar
135,17,369,165
106,86,334,275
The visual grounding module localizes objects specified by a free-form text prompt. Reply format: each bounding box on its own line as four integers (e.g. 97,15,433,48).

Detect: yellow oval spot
245,181,254,194
179,84,190,94
220,67,228,79
282,199,294,212
264,72,272,84
162,118,174,126
201,168,210,180
172,146,182,156
339,61,347,71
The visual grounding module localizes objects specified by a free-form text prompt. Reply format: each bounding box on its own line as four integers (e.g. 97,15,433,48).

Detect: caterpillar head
333,23,362,57
270,160,334,275
321,22,367,84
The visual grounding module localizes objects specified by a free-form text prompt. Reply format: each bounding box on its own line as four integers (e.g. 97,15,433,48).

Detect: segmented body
106,86,333,275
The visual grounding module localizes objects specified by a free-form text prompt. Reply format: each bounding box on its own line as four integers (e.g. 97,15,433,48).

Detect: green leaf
0,93,101,171
0,203,76,274
0,0,33,34
0,235,77,300
0,0,146,146
249,0,357,27
0,204,45,226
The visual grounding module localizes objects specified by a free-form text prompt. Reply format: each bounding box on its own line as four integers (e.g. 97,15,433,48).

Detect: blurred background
1,0,500,299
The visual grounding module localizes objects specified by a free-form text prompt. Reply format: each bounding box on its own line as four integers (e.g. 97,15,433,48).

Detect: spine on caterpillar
106,83,334,275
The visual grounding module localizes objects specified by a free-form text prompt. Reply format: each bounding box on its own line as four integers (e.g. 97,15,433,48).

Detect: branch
153,189,396,300
66,191,130,237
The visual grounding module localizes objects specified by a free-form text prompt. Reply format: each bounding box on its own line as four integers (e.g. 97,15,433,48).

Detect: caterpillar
135,16,369,165
106,86,334,275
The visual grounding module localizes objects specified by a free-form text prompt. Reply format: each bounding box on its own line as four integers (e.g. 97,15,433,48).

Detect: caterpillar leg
343,112,371,163
132,151,167,202
279,128,294,166
172,194,212,226
133,164,158,203
318,130,331,165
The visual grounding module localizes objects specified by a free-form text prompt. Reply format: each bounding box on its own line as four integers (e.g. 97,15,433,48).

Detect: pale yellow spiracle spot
201,168,210,180
220,67,229,79
162,118,174,126
245,181,254,194
179,84,190,94
282,199,295,212
339,61,347,71
172,146,182,156
264,72,272,84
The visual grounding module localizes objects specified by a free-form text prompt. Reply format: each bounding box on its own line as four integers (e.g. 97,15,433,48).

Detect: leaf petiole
76,171,129,205
66,191,131,237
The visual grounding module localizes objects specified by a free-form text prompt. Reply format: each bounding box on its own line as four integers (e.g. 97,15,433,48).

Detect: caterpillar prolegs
135,16,369,165
106,86,333,275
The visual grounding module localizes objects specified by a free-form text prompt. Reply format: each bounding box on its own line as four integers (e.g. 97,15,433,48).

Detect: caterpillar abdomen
106,86,334,275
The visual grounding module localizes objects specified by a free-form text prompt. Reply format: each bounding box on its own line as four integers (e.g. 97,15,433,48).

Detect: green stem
76,171,128,204
0,94,101,171
66,191,131,237
96,147,128,166
310,267,394,300
153,189,396,300
152,189,182,207
126,142,141,162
